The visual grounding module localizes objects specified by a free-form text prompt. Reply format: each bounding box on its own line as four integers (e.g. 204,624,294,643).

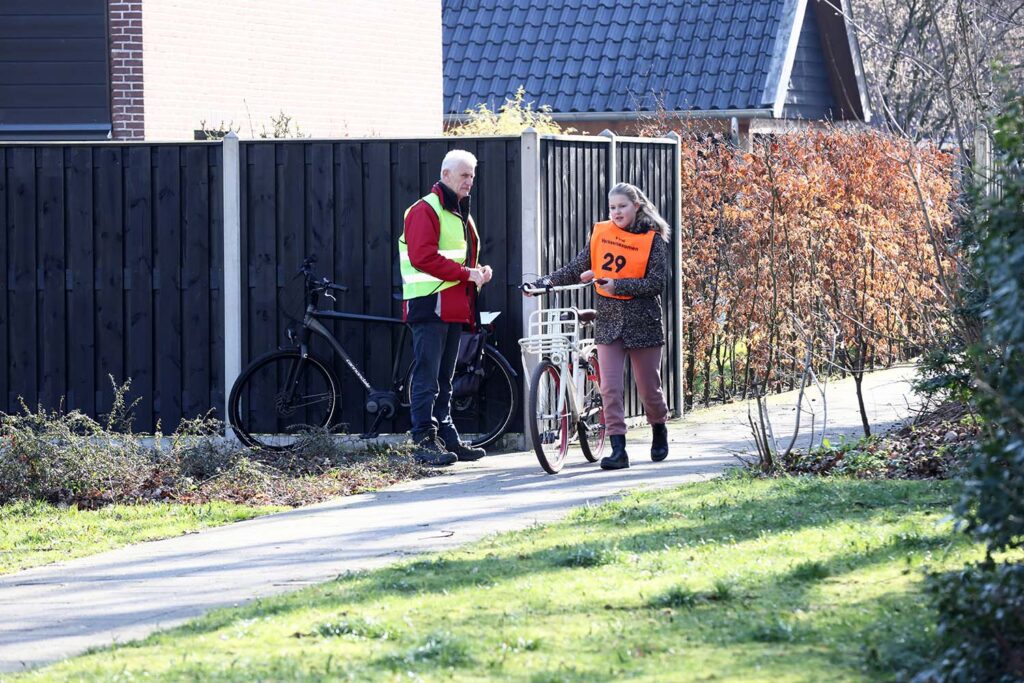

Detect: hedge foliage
922,97,1024,682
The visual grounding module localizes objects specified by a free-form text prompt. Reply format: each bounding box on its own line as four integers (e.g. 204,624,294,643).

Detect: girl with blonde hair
526,182,671,469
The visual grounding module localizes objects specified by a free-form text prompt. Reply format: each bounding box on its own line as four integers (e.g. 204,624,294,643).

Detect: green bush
164,414,242,483
776,435,887,478
920,561,1024,682
920,98,1024,681
0,402,150,505
957,98,1024,552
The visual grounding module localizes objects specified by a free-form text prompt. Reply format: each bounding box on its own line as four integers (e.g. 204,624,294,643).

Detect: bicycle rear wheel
402,346,517,450
528,359,570,474
228,350,339,451
578,349,606,463
451,347,517,449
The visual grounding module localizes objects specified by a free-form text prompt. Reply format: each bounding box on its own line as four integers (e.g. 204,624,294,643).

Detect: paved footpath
0,365,921,673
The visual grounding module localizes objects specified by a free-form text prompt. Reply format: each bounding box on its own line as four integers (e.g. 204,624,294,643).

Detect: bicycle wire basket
518,307,580,357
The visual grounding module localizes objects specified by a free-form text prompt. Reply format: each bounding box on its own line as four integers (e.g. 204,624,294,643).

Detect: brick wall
141,0,442,140
109,1,145,140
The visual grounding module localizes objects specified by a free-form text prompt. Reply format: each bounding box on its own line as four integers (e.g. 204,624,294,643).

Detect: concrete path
0,365,921,673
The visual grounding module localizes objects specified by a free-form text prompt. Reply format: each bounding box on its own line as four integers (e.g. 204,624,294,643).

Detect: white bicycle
519,282,606,473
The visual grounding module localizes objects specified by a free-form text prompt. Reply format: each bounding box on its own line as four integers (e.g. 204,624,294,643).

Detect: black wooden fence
0,133,679,434
0,143,223,432
538,135,681,419
237,137,523,434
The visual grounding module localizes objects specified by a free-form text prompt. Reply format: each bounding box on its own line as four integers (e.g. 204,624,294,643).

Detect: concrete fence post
665,130,684,417
599,128,617,188
520,127,542,442
973,124,992,198
222,132,242,440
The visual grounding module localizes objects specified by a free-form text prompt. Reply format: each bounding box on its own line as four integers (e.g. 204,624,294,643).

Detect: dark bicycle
228,255,518,451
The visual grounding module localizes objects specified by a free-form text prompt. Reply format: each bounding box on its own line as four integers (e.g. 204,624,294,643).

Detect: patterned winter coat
538,220,668,349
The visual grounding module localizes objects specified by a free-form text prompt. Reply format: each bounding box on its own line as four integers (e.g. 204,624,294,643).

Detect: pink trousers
596,339,669,436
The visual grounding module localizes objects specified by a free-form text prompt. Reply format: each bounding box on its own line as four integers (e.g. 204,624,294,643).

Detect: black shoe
412,434,457,467
651,423,669,462
443,438,486,462
600,434,629,470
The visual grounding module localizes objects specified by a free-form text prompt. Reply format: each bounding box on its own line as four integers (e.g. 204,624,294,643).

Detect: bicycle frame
295,300,511,440
296,307,409,396
520,282,597,430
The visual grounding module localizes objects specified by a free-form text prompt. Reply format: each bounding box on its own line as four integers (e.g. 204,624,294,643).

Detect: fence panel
538,136,681,420
0,142,224,431
618,140,681,418
237,137,523,436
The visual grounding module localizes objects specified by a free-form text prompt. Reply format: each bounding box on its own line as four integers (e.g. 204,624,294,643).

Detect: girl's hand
580,270,595,283
521,278,548,297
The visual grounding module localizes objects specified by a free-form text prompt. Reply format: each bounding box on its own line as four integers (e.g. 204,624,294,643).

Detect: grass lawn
10,476,988,682
0,501,285,575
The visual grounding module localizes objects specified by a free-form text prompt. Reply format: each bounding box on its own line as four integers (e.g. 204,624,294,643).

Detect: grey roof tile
444,0,797,114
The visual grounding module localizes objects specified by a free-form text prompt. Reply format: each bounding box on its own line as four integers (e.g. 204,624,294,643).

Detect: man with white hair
399,149,494,466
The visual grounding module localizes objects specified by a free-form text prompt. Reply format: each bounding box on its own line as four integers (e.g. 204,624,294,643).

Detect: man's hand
481,264,493,284
467,267,487,287
595,277,615,295
580,270,595,283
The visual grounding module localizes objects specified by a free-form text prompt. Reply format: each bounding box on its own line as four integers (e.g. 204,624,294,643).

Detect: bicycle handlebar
520,281,594,295
298,254,348,295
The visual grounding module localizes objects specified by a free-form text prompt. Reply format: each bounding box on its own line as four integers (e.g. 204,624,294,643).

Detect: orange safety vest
589,220,657,300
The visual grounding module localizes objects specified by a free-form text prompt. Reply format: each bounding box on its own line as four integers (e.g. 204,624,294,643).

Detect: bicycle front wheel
528,359,570,474
578,348,606,463
228,350,340,451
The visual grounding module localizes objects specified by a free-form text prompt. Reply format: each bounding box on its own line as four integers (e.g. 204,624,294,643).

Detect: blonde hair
609,182,671,242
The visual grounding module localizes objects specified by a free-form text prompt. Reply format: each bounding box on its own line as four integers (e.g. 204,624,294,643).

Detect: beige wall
142,0,441,140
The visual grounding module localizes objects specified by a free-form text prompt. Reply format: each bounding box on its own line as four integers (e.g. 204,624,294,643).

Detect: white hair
441,149,478,175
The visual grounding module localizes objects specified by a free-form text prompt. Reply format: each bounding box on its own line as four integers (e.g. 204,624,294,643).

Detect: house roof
443,0,871,122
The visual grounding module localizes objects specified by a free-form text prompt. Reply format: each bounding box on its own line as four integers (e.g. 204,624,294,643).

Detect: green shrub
164,414,243,482
919,98,1024,681
957,100,1024,551
314,615,392,640
0,402,150,505
778,435,887,478
445,87,574,136
919,561,1024,681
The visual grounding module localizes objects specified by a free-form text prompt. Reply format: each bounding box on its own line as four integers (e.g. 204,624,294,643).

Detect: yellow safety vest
398,192,478,300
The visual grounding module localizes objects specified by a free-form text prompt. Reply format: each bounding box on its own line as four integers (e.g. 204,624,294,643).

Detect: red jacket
402,182,479,325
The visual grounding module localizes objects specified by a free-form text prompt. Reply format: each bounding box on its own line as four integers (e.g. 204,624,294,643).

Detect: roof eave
838,0,873,122
444,109,777,125
762,0,807,118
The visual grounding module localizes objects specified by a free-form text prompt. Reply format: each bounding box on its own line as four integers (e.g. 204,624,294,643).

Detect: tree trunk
853,370,871,437
702,356,712,407
685,330,696,411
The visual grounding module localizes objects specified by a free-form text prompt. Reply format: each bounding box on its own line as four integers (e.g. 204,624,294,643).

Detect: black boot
443,438,486,462
600,435,629,470
412,431,457,467
651,423,669,462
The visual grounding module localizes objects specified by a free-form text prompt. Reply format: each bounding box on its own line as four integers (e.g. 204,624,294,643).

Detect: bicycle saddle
560,308,597,324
